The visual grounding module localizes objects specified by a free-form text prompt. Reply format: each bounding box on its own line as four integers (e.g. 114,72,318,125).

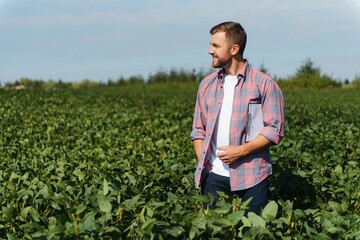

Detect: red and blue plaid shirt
190,61,285,191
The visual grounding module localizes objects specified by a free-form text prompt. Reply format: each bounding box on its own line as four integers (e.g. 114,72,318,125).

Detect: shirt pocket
247,89,262,104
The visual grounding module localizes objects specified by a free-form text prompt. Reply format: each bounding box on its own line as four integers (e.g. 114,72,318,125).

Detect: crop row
0,86,359,239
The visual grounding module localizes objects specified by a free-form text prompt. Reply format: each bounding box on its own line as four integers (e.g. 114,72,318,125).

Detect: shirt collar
217,60,249,84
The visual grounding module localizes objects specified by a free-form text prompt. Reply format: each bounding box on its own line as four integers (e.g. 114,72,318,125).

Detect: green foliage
4,68,205,89
296,58,321,76
109,75,146,86
4,78,93,90
278,59,342,90
351,75,360,89
147,68,205,84
0,84,359,238
5,59,356,90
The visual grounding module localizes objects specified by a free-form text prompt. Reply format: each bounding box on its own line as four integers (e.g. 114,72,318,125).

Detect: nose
208,46,214,55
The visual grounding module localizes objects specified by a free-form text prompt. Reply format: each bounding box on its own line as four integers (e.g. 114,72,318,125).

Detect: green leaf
347,161,358,167
122,194,141,210
19,222,44,234
207,222,222,235
75,204,87,215
104,226,120,233
30,208,41,222
213,218,233,228
241,216,252,227
334,165,343,175
261,201,278,220
83,212,97,232
214,200,231,214
248,212,266,227
141,218,156,231
191,214,206,230
72,168,85,181
98,195,112,213
227,211,244,226
2,207,13,220
39,185,50,199
20,206,32,221
189,227,199,240
103,178,109,196
51,202,61,210
327,226,340,234
164,226,185,237
6,233,17,240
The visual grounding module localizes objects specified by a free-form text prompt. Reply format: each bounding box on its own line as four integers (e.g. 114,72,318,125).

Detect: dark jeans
201,172,269,215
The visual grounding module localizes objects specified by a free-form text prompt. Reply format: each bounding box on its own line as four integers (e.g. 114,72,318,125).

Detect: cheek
221,50,232,59
219,48,229,57
215,52,224,60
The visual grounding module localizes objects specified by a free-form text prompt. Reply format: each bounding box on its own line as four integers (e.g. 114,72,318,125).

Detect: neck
224,58,246,76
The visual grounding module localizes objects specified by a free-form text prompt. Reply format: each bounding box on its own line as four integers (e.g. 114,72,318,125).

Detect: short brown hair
210,21,247,56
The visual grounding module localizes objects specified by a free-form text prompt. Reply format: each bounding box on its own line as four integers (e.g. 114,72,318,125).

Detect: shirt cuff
190,128,206,141
260,126,283,144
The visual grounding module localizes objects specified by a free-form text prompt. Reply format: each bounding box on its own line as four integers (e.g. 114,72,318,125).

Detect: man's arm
217,75,285,165
258,78,285,144
193,139,204,162
216,134,272,165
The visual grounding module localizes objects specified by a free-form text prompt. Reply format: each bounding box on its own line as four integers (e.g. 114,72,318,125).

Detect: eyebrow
210,42,221,47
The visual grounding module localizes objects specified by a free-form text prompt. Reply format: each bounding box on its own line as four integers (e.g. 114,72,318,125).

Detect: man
190,21,285,214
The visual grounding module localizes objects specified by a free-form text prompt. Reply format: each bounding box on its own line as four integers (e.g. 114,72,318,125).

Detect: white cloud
0,0,359,81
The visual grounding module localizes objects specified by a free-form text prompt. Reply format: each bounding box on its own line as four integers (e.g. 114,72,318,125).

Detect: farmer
190,21,285,214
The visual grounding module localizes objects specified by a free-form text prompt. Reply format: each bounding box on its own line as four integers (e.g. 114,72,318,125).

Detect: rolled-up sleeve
260,79,285,144
190,87,206,141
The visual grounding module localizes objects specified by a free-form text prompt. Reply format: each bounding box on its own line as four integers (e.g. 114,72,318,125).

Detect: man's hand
216,135,273,165
216,145,245,165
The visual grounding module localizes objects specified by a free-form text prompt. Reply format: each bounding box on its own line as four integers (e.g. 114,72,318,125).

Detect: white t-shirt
210,75,238,177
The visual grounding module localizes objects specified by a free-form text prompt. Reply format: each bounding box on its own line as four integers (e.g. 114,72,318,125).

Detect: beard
211,55,231,68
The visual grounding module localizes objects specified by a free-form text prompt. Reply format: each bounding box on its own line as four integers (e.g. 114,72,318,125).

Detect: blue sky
1,0,359,83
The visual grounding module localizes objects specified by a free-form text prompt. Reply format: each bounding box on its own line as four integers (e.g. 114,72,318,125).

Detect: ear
230,44,240,56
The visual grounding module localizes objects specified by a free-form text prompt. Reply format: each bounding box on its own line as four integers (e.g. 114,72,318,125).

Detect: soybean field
0,85,359,239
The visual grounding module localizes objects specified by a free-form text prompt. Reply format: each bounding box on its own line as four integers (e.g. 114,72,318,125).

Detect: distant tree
148,70,169,84
278,58,342,90
148,68,204,84
259,63,270,75
19,77,31,87
107,78,115,86
116,76,126,85
72,79,99,89
296,58,321,76
129,75,145,85
352,75,360,89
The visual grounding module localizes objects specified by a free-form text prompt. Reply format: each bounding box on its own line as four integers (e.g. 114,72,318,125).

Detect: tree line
2,59,360,90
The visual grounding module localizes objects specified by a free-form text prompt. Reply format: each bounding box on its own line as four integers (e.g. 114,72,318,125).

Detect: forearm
193,139,204,162
217,135,272,164
243,134,272,156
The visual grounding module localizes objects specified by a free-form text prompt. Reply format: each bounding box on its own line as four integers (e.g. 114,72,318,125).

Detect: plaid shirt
190,61,285,191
